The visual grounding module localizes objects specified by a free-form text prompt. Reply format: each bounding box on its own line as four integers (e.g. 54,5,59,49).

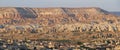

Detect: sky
0,0,120,11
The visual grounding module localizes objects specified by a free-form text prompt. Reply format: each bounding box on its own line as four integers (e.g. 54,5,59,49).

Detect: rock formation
0,7,120,42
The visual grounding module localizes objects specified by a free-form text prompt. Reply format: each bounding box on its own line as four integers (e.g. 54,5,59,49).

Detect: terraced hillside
0,7,120,43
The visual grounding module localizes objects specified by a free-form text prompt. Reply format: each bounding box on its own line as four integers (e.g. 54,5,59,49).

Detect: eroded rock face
0,7,120,41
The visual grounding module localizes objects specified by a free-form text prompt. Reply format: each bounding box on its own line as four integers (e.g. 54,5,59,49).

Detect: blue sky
0,0,120,11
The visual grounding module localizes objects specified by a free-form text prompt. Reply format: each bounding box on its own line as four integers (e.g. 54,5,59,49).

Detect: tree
77,41,83,45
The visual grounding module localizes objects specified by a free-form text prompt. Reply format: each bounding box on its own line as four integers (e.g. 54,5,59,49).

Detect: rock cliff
0,7,120,41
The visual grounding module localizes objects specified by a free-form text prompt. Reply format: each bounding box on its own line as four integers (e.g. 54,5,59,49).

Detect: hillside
0,7,118,24
0,7,120,43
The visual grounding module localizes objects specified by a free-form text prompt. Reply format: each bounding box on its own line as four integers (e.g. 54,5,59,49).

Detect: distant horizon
0,0,120,11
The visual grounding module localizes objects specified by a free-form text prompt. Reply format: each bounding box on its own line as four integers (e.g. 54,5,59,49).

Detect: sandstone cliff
0,7,120,41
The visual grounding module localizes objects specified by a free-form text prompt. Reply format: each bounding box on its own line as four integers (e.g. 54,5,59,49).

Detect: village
0,39,119,50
